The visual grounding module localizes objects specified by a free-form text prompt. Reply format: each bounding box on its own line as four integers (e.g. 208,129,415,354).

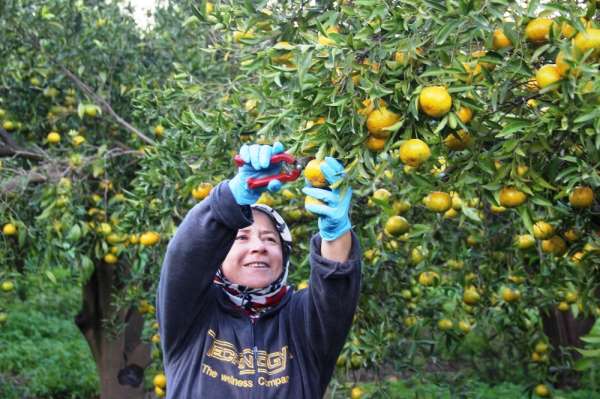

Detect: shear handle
234,152,296,167
246,169,301,189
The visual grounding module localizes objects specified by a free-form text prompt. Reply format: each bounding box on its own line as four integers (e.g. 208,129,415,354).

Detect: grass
0,269,99,399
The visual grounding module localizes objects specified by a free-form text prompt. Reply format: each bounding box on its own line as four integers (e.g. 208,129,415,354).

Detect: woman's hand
302,157,353,241
228,142,285,205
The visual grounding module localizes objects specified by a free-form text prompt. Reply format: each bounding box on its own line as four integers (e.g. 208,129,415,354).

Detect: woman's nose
249,236,267,252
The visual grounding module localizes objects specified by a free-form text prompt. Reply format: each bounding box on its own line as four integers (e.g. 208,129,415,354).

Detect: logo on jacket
206,329,288,376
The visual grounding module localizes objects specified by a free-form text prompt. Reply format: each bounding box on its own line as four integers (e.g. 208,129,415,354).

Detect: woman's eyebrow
260,230,278,236
236,229,277,235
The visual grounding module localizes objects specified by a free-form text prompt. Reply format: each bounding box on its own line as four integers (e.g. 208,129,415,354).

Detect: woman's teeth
244,262,269,268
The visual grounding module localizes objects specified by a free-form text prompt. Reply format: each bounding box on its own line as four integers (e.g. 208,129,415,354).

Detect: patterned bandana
214,204,292,320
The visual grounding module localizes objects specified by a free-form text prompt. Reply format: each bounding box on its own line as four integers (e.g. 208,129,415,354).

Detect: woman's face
221,210,284,289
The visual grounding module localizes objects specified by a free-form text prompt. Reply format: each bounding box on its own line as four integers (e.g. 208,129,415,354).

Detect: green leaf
66,224,82,242
77,103,85,119
435,20,463,45
326,98,350,107
530,196,553,208
589,319,600,336
448,113,458,130
40,6,55,19
576,348,600,357
18,227,26,249
574,357,594,371
419,69,453,78
574,108,600,124
79,255,95,283
382,119,404,133
36,204,55,221
45,270,57,284
555,166,578,182
433,117,448,134
500,139,520,153
517,206,534,236
559,155,579,163
183,16,200,27
581,336,600,344
369,81,394,96
531,43,551,63
296,49,314,95
191,3,203,19
92,159,105,178
496,119,530,138
526,0,540,17
481,183,501,191
188,111,213,132
462,207,481,223
529,170,557,190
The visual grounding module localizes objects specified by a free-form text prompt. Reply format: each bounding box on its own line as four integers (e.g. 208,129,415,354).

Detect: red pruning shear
233,153,307,189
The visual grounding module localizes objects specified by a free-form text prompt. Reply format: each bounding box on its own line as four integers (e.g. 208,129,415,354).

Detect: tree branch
0,146,45,160
0,127,45,160
0,146,141,195
0,168,58,194
0,126,20,149
57,65,156,146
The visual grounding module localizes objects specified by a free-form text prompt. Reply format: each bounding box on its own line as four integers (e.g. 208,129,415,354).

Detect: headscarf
214,204,292,319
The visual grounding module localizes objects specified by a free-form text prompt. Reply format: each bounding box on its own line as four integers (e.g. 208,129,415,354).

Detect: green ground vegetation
0,268,98,399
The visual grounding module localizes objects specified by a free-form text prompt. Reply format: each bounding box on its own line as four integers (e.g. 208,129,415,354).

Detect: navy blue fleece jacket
156,182,361,398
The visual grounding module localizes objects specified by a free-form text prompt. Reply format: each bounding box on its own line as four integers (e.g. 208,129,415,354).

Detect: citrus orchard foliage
2,0,600,397
126,0,600,394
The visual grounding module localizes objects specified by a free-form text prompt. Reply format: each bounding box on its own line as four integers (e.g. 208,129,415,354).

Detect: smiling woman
156,142,362,398
213,204,293,319
220,210,285,289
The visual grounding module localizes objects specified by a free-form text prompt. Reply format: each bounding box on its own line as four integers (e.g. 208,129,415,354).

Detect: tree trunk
75,261,151,399
542,309,595,349
542,308,595,388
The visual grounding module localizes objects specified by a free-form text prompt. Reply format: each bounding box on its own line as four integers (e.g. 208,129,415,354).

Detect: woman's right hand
302,157,353,241
228,142,285,205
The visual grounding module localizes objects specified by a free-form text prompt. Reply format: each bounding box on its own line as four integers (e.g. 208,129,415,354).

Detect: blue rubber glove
302,157,353,241
228,142,285,205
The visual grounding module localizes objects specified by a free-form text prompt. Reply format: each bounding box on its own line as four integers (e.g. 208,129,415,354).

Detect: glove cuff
228,177,257,205
319,218,352,241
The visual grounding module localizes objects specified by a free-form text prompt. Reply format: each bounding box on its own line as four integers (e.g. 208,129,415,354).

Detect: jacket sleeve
294,232,362,374
156,181,253,359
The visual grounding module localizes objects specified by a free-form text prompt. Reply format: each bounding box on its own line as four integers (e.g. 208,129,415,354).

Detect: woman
156,142,361,398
